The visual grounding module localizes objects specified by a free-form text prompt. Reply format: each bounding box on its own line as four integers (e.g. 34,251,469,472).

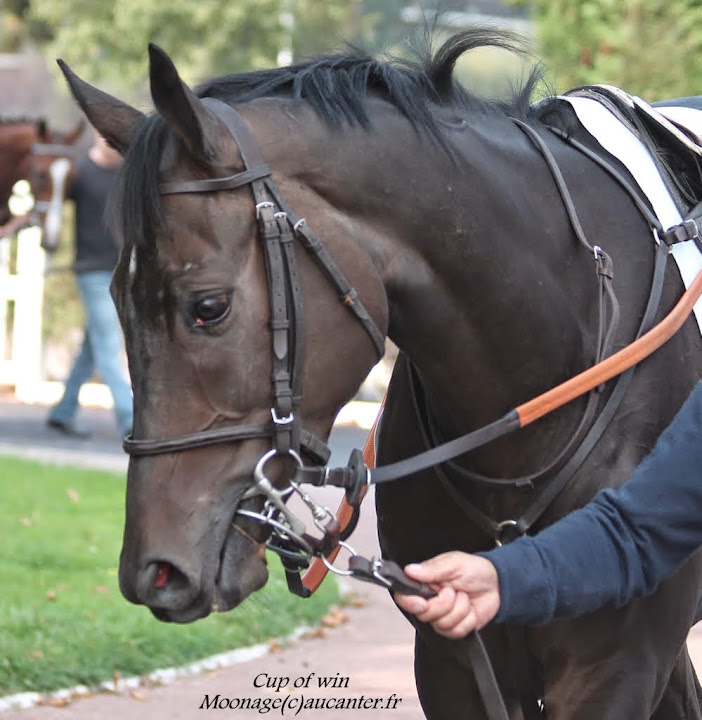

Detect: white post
12,225,45,403
0,236,10,378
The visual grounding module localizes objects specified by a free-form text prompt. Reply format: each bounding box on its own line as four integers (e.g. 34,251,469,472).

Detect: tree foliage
0,0,50,51
21,0,408,103
28,0,285,101
517,0,702,100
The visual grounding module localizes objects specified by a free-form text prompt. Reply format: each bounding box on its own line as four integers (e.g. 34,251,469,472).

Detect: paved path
3,392,702,719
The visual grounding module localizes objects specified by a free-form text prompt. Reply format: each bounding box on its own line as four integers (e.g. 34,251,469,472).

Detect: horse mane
117,28,554,249
196,28,541,129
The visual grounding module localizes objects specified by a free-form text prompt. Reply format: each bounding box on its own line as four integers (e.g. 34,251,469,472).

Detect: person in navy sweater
395,381,702,638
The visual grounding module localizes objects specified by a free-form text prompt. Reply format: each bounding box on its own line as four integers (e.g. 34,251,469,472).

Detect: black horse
59,29,702,719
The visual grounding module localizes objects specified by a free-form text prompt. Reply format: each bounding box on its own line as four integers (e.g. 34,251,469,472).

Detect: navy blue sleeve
479,381,702,626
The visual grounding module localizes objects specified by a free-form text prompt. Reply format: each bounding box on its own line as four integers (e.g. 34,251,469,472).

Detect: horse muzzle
117,467,272,623
119,517,270,623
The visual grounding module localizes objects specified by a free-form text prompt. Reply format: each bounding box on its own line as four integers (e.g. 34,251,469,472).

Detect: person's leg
48,330,94,427
77,271,133,436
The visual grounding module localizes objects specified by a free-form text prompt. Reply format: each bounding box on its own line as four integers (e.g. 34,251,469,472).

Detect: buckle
255,201,275,218
271,408,294,425
684,218,700,240
347,556,437,598
661,218,700,246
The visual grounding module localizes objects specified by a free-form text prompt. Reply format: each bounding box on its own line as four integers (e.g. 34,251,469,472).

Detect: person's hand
393,551,501,638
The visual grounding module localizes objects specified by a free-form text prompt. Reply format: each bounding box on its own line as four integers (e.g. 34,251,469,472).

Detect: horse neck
0,123,36,222
310,113,594,426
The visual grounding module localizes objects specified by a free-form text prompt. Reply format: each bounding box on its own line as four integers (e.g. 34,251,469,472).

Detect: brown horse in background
0,115,84,238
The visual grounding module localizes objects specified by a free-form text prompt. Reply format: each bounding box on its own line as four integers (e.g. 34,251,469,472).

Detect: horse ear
65,119,87,146
56,59,145,154
148,43,221,163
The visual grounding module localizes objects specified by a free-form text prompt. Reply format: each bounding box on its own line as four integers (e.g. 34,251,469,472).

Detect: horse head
30,119,85,250
59,46,388,622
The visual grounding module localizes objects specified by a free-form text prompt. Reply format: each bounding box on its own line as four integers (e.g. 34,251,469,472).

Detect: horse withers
58,29,702,719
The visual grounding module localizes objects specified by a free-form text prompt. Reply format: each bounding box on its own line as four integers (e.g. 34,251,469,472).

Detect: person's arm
395,381,702,636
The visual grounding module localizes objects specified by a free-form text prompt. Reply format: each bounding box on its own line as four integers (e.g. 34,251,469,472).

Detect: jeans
49,271,133,436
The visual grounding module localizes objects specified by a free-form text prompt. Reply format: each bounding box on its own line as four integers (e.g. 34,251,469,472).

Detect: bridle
123,97,387,562
120,97,702,720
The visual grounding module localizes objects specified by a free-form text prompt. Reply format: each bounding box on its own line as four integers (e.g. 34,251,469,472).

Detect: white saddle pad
561,91,702,332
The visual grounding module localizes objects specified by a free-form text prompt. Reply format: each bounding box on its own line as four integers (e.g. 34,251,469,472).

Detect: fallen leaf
321,606,349,628
46,590,56,601
66,488,80,503
130,690,147,701
302,627,328,640
45,697,70,708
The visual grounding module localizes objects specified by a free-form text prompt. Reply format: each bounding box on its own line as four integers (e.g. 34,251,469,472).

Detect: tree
27,0,410,103
29,0,285,101
518,0,702,100
0,0,51,51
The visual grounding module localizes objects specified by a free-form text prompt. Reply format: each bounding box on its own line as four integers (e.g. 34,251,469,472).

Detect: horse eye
191,292,231,327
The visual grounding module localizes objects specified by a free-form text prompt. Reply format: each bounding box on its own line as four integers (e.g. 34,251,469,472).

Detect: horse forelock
113,117,168,252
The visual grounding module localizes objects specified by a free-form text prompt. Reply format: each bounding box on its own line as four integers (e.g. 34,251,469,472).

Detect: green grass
0,455,340,696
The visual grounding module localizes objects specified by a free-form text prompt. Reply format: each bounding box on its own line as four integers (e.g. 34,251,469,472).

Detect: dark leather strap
368,412,521,485
124,424,331,465
160,165,271,195
414,623,511,720
510,237,670,538
347,556,437,597
265,182,386,360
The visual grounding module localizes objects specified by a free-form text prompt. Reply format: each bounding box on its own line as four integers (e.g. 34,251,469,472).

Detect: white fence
0,225,116,408
0,225,46,402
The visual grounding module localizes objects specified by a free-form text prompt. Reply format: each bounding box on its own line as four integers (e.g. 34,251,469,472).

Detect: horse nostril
144,560,191,600
154,562,171,588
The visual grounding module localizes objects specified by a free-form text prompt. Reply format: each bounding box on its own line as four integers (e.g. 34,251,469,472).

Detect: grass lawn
0,455,340,696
